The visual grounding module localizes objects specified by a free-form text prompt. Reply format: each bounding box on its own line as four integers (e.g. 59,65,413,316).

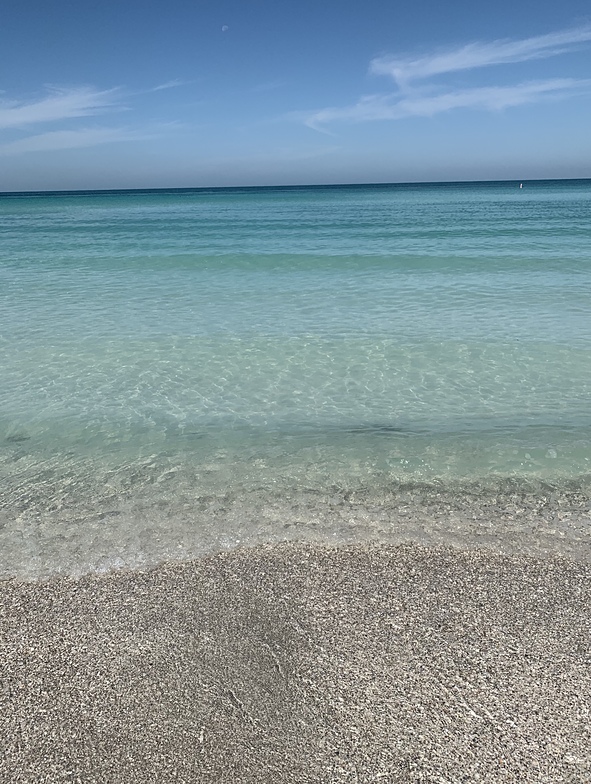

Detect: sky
1,0,590,190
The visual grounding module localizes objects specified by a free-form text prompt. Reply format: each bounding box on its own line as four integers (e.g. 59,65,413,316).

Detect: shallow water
1,181,590,577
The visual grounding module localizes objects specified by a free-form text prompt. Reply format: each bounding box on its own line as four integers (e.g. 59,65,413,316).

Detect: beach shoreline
3,477,591,580
2,539,590,782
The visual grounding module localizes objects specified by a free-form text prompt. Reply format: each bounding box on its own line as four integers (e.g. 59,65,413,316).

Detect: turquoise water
1,181,590,576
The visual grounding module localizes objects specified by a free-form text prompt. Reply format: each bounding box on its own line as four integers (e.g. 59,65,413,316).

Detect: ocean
1,180,590,577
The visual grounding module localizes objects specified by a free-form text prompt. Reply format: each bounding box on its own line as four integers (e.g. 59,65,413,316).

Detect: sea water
1,181,590,577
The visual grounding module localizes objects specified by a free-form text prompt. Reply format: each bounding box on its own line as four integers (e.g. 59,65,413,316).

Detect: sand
1,541,590,783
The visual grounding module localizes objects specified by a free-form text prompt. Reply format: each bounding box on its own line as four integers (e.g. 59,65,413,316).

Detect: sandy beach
1,541,590,783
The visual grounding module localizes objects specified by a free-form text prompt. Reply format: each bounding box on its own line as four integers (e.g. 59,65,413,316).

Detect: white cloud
305,78,590,128
0,127,151,156
149,79,186,92
371,26,591,88
0,83,186,156
0,86,121,130
299,24,591,131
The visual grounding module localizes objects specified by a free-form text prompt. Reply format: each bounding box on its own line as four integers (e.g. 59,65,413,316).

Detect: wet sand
1,541,590,782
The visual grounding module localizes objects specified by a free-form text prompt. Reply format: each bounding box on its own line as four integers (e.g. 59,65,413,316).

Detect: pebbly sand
1,541,590,783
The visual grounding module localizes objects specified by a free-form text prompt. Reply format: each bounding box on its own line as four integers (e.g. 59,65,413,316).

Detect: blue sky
1,0,590,190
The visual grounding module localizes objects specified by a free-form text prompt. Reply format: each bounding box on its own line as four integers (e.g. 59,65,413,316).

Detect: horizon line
1,176,589,197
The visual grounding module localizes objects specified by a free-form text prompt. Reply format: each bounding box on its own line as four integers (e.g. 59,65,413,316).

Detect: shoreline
2,540,590,782
3,477,591,580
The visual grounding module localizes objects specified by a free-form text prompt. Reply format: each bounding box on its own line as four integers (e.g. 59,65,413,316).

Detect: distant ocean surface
1,181,590,577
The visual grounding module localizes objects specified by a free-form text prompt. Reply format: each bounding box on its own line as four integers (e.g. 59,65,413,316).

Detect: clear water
1,181,590,577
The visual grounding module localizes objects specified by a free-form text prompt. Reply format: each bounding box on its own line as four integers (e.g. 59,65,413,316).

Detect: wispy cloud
304,78,590,129
371,25,591,88
149,79,187,92
0,86,121,130
0,127,152,156
299,24,591,131
0,82,185,156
